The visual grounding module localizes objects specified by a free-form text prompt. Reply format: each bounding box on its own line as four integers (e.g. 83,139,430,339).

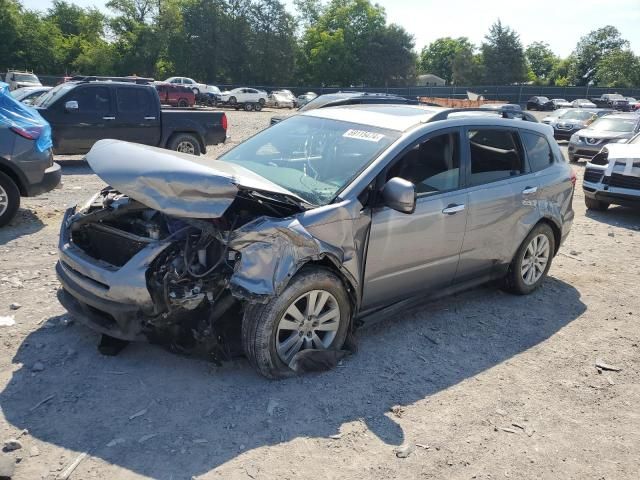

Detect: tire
254,102,262,112
258,98,265,106
568,153,577,162
177,99,189,107
274,102,279,108
503,223,555,295
243,103,254,111
228,96,237,105
585,197,609,211
242,267,351,379
168,133,201,156
192,88,200,95
0,171,20,227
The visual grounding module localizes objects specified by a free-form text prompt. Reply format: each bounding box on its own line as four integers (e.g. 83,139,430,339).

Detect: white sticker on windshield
343,129,384,142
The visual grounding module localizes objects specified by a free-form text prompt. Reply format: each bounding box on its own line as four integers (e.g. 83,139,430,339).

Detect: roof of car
598,112,640,120
301,104,548,134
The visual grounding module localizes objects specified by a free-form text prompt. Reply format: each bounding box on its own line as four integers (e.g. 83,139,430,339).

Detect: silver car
56,105,575,378
568,113,640,162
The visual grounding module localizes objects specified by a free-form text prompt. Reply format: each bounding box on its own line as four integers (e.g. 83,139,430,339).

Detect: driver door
362,129,468,309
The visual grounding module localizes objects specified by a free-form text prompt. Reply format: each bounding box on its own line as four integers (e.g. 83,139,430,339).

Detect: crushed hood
86,139,299,218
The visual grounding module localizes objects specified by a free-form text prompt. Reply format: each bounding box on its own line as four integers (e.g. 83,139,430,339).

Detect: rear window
521,132,554,172
117,88,152,113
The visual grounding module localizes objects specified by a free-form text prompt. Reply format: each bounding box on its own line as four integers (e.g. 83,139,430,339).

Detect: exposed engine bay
63,186,304,360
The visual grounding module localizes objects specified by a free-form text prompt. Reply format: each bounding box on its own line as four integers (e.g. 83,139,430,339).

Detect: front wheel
177,99,189,107
254,102,262,112
258,98,265,106
168,133,201,156
503,223,555,295
585,197,609,211
242,268,351,379
228,96,237,105
243,103,254,111
0,171,20,227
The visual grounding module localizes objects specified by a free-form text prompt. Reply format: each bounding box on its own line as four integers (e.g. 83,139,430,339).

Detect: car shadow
585,205,640,231
55,158,94,176
1,277,586,478
0,208,45,245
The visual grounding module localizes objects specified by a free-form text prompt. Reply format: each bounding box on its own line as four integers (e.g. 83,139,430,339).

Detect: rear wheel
228,96,237,105
177,99,189,107
258,98,265,106
254,102,263,112
168,133,201,156
242,268,351,379
585,197,609,211
503,223,555,295
0,171,20,227
192,88,200,95
243,103,254,112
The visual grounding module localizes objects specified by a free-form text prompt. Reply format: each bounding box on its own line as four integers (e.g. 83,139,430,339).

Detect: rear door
54,84,116,153
113,86,161,146
362,128,468,309
455,126,539,283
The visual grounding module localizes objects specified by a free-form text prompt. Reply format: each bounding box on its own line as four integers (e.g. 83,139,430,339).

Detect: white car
10,86,52,105
572,99,597,109
268,90,295,108
164,77,207,95
219,87,267,105
4,70,42,91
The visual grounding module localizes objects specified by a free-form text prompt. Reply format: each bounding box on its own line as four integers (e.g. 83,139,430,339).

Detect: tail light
10,125,44,140
570,168,577,186
221,113,228,131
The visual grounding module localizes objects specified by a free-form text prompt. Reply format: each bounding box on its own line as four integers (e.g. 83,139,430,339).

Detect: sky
20,0,640,57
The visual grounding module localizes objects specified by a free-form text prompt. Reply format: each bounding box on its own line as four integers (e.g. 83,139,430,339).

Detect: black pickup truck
34,80,227,155
591,93,630,111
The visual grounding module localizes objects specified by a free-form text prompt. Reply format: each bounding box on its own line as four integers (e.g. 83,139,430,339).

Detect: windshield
607,94,624,100
15,74,39,83
559,110,595,121
33,83,74,107
538,97,549,102
219,115,399,205
553,99,567,102
589,117,637,133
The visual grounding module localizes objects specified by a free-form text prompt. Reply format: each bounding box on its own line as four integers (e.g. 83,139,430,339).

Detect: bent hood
575,128,632,140
86,139,299,218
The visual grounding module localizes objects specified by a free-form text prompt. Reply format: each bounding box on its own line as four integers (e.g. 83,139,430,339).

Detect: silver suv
56,105,575,378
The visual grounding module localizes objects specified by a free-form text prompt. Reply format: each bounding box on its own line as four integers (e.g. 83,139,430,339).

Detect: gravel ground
1,109,639,480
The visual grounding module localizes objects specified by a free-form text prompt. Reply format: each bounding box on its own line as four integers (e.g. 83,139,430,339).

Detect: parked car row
528,94,640,112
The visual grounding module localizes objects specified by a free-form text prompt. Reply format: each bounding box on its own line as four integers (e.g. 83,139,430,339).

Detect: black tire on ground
568,153,577,162
274,102,279,108
258,98,265,106
585,197,609,211
503,222,556,296
0,171,20,227
229,96,237,105
167,133,201,156
242,267,351,379
177,99,189,107
244,103,254,111
254,102,262,112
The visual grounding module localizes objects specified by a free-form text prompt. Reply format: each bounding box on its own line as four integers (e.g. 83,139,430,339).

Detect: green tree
481,19,527,85
572,26,629,85
525,41,557,82
451,49,484,85
419,37,474,84
594,49,640,88
0,0,24,71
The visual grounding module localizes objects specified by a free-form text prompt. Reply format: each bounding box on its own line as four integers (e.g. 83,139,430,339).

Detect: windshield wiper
245,190,313,211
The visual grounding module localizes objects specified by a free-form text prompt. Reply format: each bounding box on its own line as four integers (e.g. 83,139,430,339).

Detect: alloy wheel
275,290,341,364
176,141,195,154
0,184,8,217
521,234,550,285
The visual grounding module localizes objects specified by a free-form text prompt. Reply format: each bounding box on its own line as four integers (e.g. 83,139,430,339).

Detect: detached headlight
570,134,579,143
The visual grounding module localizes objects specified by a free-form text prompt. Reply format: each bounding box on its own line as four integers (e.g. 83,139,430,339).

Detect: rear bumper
26,162,61,196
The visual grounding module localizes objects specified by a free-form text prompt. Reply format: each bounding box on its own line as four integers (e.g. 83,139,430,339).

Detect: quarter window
521,132,554,172
387,132,460,194
467,129,524,186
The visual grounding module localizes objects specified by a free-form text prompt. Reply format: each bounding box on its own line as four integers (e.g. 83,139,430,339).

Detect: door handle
522,186,538,195
442,204,465,215
102,116,115,120
144,116,156,120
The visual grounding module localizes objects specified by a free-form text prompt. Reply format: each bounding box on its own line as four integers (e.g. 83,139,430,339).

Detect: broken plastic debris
0,316,15,327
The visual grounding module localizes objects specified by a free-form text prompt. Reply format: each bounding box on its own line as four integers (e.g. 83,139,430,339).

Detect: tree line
1,0,638,88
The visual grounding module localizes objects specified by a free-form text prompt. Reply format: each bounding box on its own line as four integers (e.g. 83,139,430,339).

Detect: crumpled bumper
56,207,172,340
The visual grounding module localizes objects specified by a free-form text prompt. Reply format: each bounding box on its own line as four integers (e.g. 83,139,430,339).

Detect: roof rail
72,75,154,84
427,107,538,123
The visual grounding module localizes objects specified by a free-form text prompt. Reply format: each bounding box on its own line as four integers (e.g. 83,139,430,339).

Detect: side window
68,86,111,113
387,132,460,195
467,129,524,186
521,131,554,172
116,88,151,113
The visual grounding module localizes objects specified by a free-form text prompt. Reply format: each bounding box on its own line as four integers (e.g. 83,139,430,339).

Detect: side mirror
382,177,416,214
65,100,78,112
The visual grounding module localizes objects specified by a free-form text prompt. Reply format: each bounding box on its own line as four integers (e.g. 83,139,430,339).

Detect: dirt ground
1,109,639,480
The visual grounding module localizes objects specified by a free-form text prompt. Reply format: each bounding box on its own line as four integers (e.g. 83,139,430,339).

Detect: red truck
154,83,195,107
